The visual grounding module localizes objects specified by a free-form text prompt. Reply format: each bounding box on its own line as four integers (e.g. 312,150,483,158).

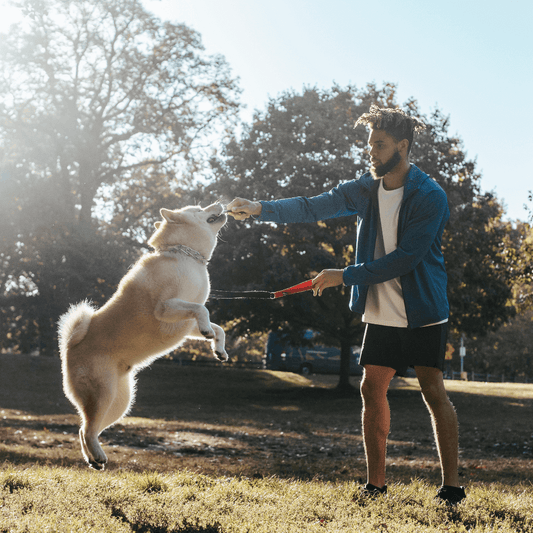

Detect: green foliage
410,109,517,335
0,0,526,374
527,191,533,223
209,84,374,388
0,0,240,353
466,310,533,378
505,221,533,313
444,193,517,336
207,82,518,386
0,0,240,223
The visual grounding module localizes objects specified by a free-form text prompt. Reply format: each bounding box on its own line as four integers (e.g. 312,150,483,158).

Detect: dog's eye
207,215,219,224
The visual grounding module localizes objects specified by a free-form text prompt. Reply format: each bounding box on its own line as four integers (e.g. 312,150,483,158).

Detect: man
226,105,465,505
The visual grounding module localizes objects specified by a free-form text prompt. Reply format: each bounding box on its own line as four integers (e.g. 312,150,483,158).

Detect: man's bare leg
360,365,397,488
415,366,459,487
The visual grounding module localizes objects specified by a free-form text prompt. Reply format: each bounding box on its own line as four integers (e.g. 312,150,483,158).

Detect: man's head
355,105,426,179
355,105,426,156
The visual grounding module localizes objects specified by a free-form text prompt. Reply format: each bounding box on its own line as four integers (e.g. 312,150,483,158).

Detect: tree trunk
336,338,356,394
77,164,98,233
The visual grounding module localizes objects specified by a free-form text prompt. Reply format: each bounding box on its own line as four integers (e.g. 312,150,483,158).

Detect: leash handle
273,279,314,299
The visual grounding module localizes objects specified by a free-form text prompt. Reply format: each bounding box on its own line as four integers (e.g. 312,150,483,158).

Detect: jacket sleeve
342,189,449,286
259,181,361,223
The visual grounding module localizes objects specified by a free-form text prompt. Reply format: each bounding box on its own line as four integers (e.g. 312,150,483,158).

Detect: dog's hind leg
77,366,120,470
77,370,134,470
99,371,135,432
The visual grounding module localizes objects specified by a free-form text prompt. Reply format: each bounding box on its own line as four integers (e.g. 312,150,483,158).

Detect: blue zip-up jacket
259,164,450,329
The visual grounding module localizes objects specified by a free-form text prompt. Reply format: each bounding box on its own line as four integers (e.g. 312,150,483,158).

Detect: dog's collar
160,245,208,265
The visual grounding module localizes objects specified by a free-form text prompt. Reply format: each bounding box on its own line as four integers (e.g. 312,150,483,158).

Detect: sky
2,0,531,221
143,0,533,222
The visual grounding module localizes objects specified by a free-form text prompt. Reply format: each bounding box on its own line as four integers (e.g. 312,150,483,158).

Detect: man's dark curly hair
355,104,426,155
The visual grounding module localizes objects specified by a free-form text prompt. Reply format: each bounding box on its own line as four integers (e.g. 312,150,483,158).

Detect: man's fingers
231,212,250,220
226,210,247,219
226,206,251,220
311,269,344,296
226,198,262,218
312,281,322,297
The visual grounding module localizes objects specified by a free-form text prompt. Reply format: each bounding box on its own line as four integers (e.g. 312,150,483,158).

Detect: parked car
264,330,363,376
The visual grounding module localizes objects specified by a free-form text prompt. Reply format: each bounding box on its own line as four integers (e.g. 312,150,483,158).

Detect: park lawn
1,354,532,531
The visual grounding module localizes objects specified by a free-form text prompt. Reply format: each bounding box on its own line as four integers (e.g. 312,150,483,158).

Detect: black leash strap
209,290,275,300
209,280,314,301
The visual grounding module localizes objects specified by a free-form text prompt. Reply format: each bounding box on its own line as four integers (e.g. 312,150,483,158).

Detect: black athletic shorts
359,322,448,376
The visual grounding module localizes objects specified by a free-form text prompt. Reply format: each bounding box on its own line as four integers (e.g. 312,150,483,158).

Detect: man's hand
312,269,345,296
226,198,262,220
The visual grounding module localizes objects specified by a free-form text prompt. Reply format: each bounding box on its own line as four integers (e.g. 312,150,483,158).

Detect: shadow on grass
1,354,532,485
0,447,82,470
110,505,222,533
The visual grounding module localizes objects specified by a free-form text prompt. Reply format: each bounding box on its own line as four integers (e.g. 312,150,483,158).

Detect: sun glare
0,2,23,33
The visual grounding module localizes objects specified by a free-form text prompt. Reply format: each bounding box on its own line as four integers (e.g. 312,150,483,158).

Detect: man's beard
371,150,402,179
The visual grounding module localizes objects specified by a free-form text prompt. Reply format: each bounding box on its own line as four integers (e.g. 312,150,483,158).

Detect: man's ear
160,208,184,224
398,138,409,157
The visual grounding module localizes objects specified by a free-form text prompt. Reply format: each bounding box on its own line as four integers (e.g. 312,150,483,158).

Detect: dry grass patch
1,467,533,532
1,354,533,531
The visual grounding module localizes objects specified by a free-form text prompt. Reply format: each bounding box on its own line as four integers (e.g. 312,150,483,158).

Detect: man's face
368,129,402,179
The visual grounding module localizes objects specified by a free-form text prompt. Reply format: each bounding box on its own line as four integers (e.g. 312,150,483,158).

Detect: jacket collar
359,164,429,198
404,164,429,197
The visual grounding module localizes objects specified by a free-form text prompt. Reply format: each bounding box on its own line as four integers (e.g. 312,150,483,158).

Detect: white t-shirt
363,180,408,327
362,180,447,328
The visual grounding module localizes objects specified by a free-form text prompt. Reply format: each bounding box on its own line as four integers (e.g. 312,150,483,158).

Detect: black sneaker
436,485,466,505
360,483,388,498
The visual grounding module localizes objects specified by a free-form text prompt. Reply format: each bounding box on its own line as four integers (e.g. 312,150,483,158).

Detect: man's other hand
312,269,345,296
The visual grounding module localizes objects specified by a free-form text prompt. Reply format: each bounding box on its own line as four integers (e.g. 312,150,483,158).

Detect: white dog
58,203,228,469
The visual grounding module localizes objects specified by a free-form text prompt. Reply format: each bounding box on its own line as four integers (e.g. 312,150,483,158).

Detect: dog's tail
58,301,96,359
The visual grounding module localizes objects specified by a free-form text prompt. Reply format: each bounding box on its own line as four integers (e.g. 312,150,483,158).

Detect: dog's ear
154,221,162,230
160,208,185,224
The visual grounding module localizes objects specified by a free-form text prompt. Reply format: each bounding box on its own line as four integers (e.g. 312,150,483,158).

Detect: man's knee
415,367,447,404
420,383,448,409
361,365,395,401
419,381,455,417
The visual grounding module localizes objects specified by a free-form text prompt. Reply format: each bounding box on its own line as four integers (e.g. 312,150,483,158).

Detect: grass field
1,353,532,532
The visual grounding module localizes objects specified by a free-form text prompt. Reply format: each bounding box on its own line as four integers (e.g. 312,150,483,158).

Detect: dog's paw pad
215,351,229,362
88,460,106,471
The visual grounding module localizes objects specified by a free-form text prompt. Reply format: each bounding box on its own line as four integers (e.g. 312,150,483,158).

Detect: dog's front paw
215,350,229,362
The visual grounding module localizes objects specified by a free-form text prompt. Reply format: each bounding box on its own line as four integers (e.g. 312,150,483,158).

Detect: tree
1,0,240,229
506,221,533,313
208,85,369,391
466,309,533,379
0,0,240,353
207,83,516,387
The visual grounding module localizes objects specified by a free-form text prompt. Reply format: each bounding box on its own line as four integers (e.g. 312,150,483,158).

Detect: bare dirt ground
1,353,532,486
